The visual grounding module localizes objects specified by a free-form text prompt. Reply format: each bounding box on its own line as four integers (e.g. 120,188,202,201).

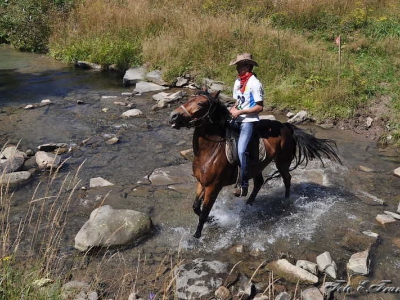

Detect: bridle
180,93,218,128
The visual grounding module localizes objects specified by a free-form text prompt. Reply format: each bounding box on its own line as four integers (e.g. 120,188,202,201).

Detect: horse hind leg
246,172,263,205
275,159,292,198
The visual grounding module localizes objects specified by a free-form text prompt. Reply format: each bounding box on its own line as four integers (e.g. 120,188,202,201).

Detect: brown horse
169,91,342,238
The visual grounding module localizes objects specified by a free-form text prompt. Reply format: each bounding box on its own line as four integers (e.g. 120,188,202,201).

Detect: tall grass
0,158,81,299
47,0,400,144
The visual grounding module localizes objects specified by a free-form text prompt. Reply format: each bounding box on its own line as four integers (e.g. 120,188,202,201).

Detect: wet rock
347,250,370,275
274,292,291,300
0,148,25,173
1,146,27,159
287,110,308,124
342,228,378,252
203,78,225,93
301,287,323,300
180,149,194,161
123,67,146,86
39,99,52,107
35,151,61,169
146,69,168,86
237,275,256,298
384,210,400,220
76,61,101,70
394,167,400,178
105,136,119,145
61,281,98,300
37,143,68,152
359,165,374,172
286,112,295,118
296,260,318,275
357,190,385,205
215,286,230,300
121,109,143,118
376,214,396,225
25,149,35,156
74,205,152,251
148,163,193,186
175,76,189,87
89,177,114,188
133,81,168,93
175,258,228,300
316,251,337,279
266,259,318,284
362,230,379,239
319,123,334,129
152,90,186,111
0,171,31,188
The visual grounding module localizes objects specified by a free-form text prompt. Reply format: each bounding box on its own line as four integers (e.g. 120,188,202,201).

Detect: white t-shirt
232,74,264,122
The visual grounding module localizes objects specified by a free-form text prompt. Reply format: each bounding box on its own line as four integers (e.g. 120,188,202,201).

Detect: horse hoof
193,232,201,239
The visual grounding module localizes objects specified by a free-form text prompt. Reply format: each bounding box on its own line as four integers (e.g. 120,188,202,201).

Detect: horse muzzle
169,110,185,129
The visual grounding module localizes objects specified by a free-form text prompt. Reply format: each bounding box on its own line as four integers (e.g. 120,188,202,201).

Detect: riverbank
1,46,400,299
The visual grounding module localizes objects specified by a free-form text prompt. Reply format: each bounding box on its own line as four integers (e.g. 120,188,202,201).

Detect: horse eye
197,102,204,107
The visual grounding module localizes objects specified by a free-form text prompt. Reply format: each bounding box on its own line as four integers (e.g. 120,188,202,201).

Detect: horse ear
201,85,208,92
211,90,220,100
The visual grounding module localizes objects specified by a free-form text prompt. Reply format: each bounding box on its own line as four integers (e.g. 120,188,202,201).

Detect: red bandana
238,72,253,93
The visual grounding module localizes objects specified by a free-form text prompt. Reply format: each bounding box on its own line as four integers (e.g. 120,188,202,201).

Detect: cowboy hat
229,53,258,66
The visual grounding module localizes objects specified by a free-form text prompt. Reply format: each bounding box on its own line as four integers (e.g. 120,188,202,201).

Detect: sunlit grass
46,0,400,144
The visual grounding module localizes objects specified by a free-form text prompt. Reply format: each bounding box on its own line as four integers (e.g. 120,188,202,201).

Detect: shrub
0,0,56,52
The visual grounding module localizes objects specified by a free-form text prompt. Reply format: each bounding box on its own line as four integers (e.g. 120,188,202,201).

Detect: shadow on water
0,68,124,105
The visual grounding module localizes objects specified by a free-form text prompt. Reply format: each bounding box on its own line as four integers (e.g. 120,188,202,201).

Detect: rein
181,94,219,128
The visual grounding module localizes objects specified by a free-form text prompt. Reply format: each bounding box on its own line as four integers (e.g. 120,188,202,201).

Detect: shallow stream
1,45,400,299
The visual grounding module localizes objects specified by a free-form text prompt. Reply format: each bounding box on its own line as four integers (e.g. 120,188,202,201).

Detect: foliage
0,0,52,52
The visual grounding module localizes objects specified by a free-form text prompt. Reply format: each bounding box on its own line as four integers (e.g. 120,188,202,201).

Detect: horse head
169,90,221,129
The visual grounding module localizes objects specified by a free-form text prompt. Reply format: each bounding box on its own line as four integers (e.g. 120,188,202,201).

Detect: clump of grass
0,155,83,299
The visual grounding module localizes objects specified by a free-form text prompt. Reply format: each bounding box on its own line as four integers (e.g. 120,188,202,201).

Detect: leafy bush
0,0,54,52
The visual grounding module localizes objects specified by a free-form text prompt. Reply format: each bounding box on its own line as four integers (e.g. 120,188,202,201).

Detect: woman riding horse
169,90,342,239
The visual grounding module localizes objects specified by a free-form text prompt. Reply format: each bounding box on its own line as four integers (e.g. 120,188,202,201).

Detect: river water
1,44,400,299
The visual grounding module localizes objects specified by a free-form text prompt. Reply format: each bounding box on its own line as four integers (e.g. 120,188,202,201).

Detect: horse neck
193,122,226,153
194,122,225,139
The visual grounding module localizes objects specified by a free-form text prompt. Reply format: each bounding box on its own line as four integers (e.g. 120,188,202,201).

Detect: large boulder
175,258,228,300
35,151,61,170
123,67,146,86
0,146,26,173
74,205,152,251
133,81,168,93
266,259,318,284
0,171,31,188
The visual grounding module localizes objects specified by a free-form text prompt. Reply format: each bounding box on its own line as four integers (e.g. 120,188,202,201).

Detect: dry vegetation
47,0,400,146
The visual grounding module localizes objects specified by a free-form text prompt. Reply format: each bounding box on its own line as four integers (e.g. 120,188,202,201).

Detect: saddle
225,124,266,166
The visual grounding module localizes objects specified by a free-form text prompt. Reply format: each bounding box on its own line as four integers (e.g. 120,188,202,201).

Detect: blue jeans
237,122,255,188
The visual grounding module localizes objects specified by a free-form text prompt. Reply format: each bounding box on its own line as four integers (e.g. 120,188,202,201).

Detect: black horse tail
286,123,343,171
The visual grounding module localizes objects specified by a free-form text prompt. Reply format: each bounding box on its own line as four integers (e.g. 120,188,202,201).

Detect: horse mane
195,90,231,125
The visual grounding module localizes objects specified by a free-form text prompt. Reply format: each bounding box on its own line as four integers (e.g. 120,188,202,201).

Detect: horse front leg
193,182,204,216
246,173,263,205
194,185,221,238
